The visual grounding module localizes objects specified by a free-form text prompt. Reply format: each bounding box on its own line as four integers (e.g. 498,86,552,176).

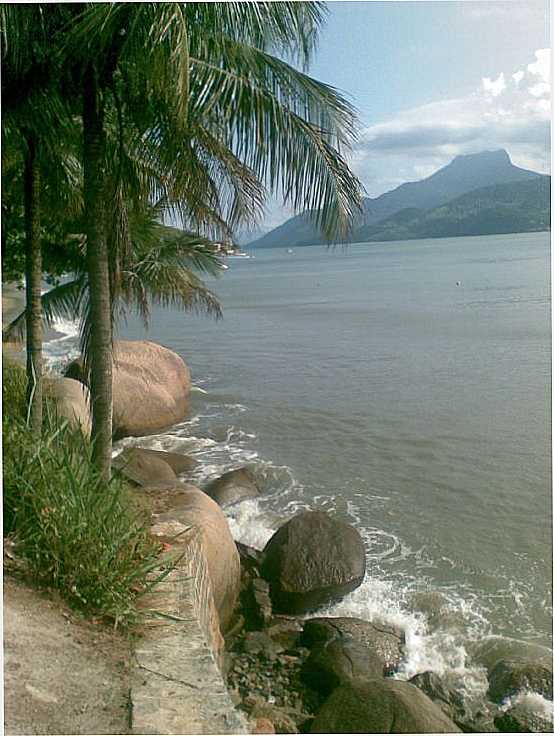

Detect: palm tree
58,2,363,477
1,6,79,433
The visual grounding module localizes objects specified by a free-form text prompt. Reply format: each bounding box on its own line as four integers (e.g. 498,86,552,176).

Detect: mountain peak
450,149,511,166
248,149,543,248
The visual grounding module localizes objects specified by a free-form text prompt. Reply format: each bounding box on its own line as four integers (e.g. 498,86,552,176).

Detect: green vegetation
3,362,165,626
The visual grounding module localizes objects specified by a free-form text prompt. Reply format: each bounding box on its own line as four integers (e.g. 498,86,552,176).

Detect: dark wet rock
243,631,285,659
266,620,303,651
301,617,404,673
309,678,461,733
409,671,456,709
410,671,499,732
469,637,553,674
495,703,554,732
206,467,260,508
239,575,273,631
237,541,264,569
460,707,501,733
488,659,553,703
261,512,366,614
252,578,273,626
301,638,385,695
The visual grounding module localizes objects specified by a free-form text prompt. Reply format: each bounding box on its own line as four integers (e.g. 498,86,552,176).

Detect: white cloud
352,49,550,196
528,48,550,84
482,72,507,97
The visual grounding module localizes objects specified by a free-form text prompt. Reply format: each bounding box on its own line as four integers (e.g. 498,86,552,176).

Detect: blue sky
263,0,550,228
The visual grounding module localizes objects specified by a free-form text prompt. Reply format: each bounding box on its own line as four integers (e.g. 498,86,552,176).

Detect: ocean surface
47,231,552,708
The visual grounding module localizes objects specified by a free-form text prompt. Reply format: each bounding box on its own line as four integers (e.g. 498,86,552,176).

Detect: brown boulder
65,340,191,438
43,377,91,437
113,447,197,487
310,679,461,733
131,448,197,475
112,447,177,487
205,467,260,507
153,485,240,632
261,512,366,614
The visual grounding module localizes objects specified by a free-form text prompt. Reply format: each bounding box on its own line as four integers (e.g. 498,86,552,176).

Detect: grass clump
3,362,164,627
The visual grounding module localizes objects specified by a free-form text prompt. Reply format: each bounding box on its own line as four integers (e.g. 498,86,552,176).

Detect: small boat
226,252,252,259
287,249,294,254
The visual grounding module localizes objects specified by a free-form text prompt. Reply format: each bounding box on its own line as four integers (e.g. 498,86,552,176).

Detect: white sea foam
505,689,554,717
226,498,276,550
43,316,80,373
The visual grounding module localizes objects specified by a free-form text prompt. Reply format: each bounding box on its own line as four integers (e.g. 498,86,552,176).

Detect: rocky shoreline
220,534,553,734
25,336,554,733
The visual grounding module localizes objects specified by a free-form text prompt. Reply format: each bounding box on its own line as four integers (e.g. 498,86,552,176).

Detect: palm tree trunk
24,133,43,434
83,64,113,479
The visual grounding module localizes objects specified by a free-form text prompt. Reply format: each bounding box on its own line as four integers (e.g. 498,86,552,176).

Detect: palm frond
188,44,363,239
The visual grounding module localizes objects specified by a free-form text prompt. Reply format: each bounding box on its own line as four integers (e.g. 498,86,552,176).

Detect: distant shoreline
249,227,551,250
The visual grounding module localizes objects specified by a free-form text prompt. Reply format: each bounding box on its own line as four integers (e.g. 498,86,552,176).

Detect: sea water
45,231,552,708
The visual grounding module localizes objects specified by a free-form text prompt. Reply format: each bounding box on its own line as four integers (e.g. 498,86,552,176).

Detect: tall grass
3,362,166,626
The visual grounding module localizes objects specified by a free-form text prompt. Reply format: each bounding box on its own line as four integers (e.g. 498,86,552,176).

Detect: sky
263,0,550,229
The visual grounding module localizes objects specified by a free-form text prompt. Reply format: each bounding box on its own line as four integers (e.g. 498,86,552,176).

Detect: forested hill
355,176,551,243
248,150,548,248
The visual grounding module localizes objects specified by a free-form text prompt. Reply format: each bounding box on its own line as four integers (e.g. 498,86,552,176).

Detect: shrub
2,360,28,426
3,363,168,626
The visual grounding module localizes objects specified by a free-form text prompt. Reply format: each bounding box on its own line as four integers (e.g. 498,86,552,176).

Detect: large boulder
261,512,366,614
309,679,461,733
65,340,191,438
205,467,260,508
113,447,178,487
152,485,240,632
301,617,404,673
488,659,553,703
43,377,91,437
